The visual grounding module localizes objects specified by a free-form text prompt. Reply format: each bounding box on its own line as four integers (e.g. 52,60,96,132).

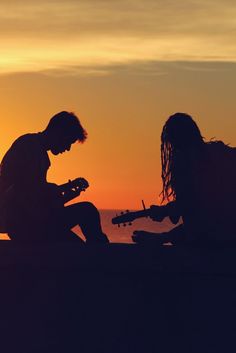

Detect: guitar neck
112,204,174,225
112,208,151,225
130,209,150,220
58,178,89,204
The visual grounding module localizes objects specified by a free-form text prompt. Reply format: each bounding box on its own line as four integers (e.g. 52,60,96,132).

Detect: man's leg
8,202,109,243
62,202,109,244
8,220,85,243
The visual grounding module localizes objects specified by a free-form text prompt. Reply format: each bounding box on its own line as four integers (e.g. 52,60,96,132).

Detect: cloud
0,0,235,38
40,61,169,77
0,0,236,74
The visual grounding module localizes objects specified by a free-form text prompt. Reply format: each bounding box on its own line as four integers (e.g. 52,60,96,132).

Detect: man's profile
133,112,236,246
0,111,109,243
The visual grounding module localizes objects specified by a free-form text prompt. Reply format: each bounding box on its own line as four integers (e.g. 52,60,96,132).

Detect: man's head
45,111,87,155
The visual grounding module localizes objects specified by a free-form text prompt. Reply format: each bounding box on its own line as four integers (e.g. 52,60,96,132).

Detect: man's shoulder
14,133,39,144
11,133,41,150
2,133,43,162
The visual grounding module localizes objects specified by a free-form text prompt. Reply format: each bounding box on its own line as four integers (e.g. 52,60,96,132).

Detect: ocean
73,209,177,243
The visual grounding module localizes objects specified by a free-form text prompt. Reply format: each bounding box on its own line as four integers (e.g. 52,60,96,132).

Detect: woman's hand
149,205,167,222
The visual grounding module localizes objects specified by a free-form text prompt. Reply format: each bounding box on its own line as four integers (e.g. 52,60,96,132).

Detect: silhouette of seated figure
0,111,109,243
133,112,236,246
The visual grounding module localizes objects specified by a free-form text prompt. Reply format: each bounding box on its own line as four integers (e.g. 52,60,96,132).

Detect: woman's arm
149,201,181,224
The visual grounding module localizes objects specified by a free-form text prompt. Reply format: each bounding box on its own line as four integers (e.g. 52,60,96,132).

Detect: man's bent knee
76,202,100,217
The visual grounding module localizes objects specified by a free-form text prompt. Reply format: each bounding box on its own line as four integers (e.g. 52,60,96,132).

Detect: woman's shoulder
206,141,236,170
206,140,235,154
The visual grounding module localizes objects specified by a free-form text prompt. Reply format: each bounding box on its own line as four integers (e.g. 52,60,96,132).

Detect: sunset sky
0,0,236,210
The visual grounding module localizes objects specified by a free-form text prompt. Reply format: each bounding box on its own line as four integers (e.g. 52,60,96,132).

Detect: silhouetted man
0,111,109,243
133,112,236,246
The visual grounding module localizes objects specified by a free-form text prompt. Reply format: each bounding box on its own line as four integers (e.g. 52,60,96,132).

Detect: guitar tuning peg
121,211,124,215
118,224,120,228
128,222,132,226
126,210,129,213
123,223,126,227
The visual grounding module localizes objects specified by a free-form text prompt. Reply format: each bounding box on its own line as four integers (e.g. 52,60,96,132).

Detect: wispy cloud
0,0,236,74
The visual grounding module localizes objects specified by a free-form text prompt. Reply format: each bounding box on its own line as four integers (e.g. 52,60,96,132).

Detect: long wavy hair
160,113,204,202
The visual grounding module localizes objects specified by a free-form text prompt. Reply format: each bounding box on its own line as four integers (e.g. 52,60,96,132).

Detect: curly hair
46,111,87,143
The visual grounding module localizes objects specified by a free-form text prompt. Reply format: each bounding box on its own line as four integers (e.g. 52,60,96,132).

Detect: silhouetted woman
133,112,236,245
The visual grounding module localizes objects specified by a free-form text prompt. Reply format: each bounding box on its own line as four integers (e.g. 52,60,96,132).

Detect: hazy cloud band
0,0,236,74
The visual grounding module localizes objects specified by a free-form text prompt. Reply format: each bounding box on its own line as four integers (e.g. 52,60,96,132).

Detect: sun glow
0,0,236,209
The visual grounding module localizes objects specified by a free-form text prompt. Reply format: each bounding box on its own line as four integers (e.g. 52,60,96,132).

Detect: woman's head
161,113,204,201
161,112,203,150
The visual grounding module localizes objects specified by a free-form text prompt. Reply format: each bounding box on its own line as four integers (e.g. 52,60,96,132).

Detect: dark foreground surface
0,242,236,353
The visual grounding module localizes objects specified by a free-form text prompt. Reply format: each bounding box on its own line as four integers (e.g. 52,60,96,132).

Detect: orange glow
0,1,235,210
0,64,236,210
0,234,10,240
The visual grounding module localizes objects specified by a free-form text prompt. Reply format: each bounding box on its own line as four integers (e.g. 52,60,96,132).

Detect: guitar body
43,183,64,209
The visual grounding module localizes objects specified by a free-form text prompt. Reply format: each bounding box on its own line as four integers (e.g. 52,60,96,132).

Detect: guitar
112,203,180,227
47,177,89,206
112,209,150,227
59,177,89,204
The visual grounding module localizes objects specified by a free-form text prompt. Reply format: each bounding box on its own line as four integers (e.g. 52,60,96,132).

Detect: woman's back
177,141,236,243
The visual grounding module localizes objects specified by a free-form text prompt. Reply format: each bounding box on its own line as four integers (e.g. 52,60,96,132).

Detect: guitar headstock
112,210,134,227
68,177,89,192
